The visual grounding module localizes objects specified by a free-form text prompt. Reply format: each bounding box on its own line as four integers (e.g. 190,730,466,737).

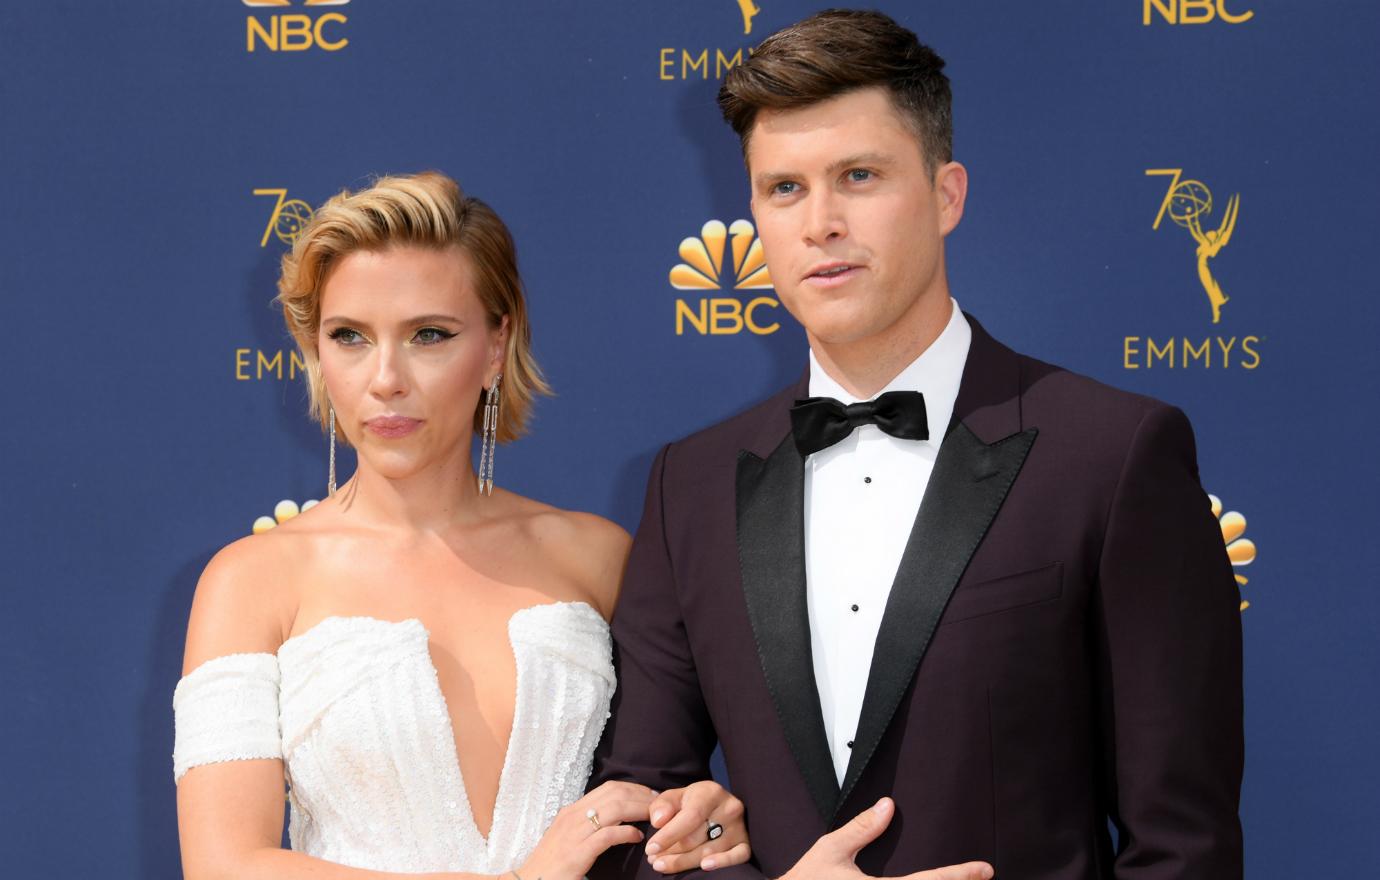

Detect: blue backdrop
2,1,1377,876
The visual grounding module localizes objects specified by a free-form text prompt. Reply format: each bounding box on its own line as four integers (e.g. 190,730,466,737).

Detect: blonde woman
173,172,750,880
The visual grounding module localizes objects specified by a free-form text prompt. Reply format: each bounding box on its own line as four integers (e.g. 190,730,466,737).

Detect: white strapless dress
172,601,614,874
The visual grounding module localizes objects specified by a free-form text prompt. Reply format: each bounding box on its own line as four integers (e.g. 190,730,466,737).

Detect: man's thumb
830,797,894,859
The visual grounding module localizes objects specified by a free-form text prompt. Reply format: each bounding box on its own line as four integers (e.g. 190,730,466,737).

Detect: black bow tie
790,391,929,457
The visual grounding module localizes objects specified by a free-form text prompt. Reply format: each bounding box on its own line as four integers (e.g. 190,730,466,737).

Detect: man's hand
643,780,751,872
777,798,994,880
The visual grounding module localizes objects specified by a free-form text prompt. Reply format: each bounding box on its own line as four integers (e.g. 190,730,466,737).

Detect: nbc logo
669,220,780,336
244,0,349,53
1209,493,1256,611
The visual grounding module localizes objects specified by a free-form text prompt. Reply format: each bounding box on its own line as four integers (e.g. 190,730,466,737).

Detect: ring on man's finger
587,808,602,830
707,820,724,841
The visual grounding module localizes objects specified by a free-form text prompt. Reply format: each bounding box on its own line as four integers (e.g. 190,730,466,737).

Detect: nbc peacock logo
670,219,780,336
1209,493,1257,612
251,498,320,535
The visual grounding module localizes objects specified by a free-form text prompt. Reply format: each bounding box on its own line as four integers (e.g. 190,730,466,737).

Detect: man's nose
803,189,847,245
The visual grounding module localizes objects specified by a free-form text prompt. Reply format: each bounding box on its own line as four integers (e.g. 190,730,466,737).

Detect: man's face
747,87,965,347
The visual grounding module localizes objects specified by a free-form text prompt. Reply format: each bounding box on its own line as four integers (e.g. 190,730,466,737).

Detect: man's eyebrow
752,152,897,191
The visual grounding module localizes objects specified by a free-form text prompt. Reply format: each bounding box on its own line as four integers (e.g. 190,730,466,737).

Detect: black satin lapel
837,424,1039,809
736,434,840,821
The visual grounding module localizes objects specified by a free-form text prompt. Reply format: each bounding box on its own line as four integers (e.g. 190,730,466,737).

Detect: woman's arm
175,538,500,880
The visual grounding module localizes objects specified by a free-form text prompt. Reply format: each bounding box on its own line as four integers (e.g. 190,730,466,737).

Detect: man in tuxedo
591,10,1243,880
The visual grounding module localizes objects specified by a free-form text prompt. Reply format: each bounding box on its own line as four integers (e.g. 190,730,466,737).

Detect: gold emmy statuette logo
245,0,349,52
251,498,320,535
1209,493,1256,612
670,219,780,335
254,188,315,247
735,0,761,35
1146,169,1240,324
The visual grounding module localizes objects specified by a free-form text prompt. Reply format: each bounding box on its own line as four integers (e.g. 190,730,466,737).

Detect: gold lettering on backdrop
1123,337,1141,370
235,349,307,380
676,300,709,336
1240,336,1260,369
1182,337,1211,368
683,49,709,79
1148,337,1175,368
709,299,744,335
716,48,744,79
246,12,348,53
744,297,780,334
1121,336,1263,369
1143,0,1254,25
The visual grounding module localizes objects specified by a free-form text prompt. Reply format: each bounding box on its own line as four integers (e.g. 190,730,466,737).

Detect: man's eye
414,327,456,345
773,181,799,196
847,169,872,182
328,328,364,345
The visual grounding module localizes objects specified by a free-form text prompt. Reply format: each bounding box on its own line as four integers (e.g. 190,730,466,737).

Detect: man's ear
935,161,968,237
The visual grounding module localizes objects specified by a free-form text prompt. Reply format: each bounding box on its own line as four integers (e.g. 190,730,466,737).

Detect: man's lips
804,262,863,285
363,416,423,438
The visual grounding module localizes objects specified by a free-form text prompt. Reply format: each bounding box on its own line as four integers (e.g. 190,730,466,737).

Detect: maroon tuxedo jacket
590,316,1243,880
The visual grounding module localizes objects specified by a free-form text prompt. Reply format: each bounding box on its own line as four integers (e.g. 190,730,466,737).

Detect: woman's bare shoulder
181,527,309,675
502,493,632,621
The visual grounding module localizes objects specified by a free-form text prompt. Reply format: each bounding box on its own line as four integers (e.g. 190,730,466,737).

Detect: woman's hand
515,781,656,880
643,780,751,873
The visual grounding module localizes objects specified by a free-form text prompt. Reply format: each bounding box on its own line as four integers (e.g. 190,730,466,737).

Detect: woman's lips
364,416,423,438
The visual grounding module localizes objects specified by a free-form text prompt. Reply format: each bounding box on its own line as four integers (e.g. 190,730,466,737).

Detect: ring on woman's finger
706,820,724,841
586,808,602,830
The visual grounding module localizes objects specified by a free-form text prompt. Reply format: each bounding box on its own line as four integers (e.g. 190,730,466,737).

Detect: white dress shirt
803,298,972,784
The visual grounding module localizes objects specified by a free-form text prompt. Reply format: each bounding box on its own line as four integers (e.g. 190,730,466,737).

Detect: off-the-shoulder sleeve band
172,653,283,783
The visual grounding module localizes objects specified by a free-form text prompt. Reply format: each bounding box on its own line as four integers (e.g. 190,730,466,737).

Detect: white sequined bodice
172,601,614,874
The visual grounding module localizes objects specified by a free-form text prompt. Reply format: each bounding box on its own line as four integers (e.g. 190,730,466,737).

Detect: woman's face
317,245,505,482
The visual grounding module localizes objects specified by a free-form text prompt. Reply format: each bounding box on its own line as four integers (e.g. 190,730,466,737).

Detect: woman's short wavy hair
276,171,549,444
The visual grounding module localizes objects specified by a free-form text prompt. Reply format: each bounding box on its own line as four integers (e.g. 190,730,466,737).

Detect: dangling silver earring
327,406,338,497
477,373,502,496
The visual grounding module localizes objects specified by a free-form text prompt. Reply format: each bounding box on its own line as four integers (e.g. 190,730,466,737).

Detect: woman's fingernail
653,859,667,872
702,858,717,870
646,842,661,856
652,809,667,824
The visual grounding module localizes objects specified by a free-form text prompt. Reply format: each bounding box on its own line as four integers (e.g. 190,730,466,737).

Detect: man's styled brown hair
717,9,953,174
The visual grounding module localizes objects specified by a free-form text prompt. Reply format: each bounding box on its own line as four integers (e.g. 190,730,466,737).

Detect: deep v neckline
278,600,603,855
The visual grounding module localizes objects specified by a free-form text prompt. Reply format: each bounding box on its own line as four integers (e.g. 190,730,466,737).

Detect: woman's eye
414,327,456,345
328,328,364,346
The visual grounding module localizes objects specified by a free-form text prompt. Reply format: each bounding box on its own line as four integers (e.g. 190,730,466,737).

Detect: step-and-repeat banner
2,1,1376,876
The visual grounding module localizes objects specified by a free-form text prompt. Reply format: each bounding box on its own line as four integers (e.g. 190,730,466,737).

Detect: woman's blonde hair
276,171,549,444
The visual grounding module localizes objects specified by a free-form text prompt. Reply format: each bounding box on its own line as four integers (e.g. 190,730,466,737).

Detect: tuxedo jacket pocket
939,562,1063,626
